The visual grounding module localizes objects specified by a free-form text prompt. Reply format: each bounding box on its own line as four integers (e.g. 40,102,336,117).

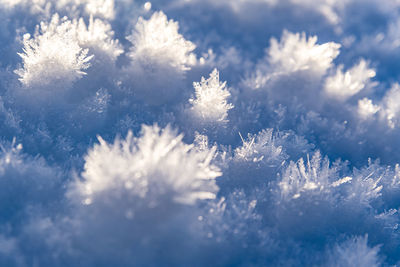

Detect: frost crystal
82,0,115,19
347,163,384,207
75,125,221,206
235,129,284,164
325,60,376,100
268,30,340,75
329,236,381,267
15,13,122,93
189,69,234,123
358,98,380,119
3,0,400,265
382,83,400,128
124,11,197,105
127,11,196,72
74,16,123,63
279,152,336,200
15,14,93,89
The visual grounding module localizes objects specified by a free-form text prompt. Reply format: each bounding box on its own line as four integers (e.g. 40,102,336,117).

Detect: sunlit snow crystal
82,0,115,19
75,125,221,206
268,30,340,75
123,11,197,105
279,152,336,200
15,14,93,89
234,129,284,163
358,98,380,119
346,162,384,207
3,0,400,265
324,60,376,100
74,16,122,63
247,30,341,90
328,235,381,267
15,13,123,93
127,11,196,72
189,69,234,123
381,83,400,128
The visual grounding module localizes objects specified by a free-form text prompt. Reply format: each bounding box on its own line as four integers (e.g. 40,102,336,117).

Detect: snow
1,0,400,265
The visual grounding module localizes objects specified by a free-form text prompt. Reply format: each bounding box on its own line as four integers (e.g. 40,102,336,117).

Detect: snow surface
1,0,400,265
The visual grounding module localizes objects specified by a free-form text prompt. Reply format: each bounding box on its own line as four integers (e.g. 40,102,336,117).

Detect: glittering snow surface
1,0,400,266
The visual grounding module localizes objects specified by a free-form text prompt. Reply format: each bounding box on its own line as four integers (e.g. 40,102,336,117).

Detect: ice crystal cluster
189,68,233,124
2,0,400,266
